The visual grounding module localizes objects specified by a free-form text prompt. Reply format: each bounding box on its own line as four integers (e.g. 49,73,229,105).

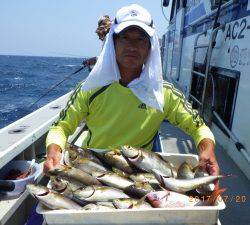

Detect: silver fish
26,184,82,210
101,149,134,174
113,198,138,209
73,158,107,174
177,162,195,179
121,145,176,177
133,200,153,209
65,143,103,165
112,167,130,178
194,168,215,195
50,176,85,199
152,169,223,193
83,203,115,211
63,150,73,166
48,165,101,186
73,185,129,202
96,202,115,208
123,181,155,198
113,198,152,209
130,173,159,184
92,171,134,190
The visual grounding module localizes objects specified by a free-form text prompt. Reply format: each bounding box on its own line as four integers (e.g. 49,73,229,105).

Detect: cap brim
114,21,155,37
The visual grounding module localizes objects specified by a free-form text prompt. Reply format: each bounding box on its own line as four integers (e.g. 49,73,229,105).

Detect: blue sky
0,0,170,58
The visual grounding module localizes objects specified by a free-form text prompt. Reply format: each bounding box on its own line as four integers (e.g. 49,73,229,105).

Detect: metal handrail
200,25,224,114
188,30,208,100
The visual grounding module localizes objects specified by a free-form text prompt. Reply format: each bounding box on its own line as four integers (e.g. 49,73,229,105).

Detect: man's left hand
83,57,97,66
198,138,220,188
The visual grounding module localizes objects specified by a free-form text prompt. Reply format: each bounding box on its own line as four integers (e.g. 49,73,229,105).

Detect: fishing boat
0,0,249,224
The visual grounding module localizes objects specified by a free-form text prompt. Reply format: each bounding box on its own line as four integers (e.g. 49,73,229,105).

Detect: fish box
37,153,225,225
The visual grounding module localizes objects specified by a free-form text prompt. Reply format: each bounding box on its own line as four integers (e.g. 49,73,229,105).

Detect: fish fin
157,154,166,161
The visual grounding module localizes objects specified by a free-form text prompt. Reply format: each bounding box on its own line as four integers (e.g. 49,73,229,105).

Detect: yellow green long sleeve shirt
46,81,215,151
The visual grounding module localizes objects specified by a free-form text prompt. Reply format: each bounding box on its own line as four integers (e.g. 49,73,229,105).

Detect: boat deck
160,121,250,225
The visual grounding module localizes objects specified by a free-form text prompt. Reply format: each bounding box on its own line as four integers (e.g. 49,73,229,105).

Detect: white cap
114,4,155,37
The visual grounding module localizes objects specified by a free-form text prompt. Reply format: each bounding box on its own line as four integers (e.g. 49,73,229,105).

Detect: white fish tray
37,153,225,225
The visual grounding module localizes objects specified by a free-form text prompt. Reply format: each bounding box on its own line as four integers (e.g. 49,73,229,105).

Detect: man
84,15,112,67
44,4,219,183
96,15,112,42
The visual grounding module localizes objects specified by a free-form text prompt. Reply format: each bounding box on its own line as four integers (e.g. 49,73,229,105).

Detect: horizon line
0,53,89,59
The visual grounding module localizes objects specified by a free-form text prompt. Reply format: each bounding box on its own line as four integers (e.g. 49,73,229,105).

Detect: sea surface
0,55,89,129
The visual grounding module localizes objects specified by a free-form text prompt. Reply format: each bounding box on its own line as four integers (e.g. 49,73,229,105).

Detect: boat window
170,0,177,21
170,0,186,21
205,67,240,131
211,0,231,9
176,0,181,10
190,64,240,131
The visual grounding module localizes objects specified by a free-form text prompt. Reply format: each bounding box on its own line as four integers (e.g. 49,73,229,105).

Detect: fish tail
207,187,227,205
221,174,237,179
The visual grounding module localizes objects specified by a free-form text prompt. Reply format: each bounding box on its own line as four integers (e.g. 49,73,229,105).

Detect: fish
26,184,82,210
177,162,195,179
73,158,107,174
92,171,134,190
101,149,134,174
123,181,155,198
146,189,226,208
62,150,73,166
64,143,103,165
112,167,130,178
130,173,159,184
48,165,101,186
83,203,115,211
113,198,139,209
194,168,215,195
50,176,85,199
96,202,115,208
152,169,223,193
113,198,152,209
195,188,227,206
121,145,176,177
146,191,189,208
73,185,130,202
133,200,152,209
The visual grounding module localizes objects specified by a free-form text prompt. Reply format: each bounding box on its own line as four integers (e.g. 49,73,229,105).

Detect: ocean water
0,55,89,129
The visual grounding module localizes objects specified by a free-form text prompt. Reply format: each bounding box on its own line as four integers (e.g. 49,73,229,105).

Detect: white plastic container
0,160,41,198
37,153,225,225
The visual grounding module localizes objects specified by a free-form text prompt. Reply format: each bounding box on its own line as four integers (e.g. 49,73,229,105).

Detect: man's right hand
43,144,62,176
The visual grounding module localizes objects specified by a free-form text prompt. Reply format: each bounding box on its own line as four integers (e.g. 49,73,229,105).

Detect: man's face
114,26,151,71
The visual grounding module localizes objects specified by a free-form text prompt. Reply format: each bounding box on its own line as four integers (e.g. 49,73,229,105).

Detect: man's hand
198,138,220,189
43,144,62,176
83,57,97,67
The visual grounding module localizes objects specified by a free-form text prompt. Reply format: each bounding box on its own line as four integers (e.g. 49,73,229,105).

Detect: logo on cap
138,103,147,109
130,10,138,17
